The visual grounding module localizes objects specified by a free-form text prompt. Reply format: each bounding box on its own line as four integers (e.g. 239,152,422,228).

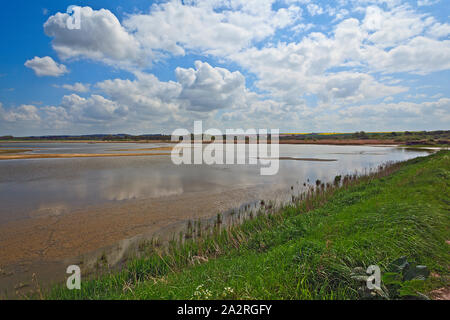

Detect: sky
0,0,449,136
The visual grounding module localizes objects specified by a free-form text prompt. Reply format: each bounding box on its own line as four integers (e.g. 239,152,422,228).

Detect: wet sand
259,157,337,161
0,152,173,160
0,188,239,264
0,184,286,297
0,145,178,160
110,147,175,152
279,139,398,145
0,149,32,154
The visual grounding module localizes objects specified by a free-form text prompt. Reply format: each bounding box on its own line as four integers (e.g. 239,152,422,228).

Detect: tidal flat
0,142,431,297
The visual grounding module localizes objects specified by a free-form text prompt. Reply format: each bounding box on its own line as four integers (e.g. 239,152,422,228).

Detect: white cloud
362,5,433,48
96,61,251,115
24,56,68,77
38,106,71,130
124,0,302,58
339,98,450,125
0,104,41,122
317,72,407,103
12,1,450,134
44,6,146,67
218,97,450,132
60,94,128,122
97,72,181,119
232,18,406,105
365,37,450,74
57,82,90,93
2,93,448,135
307,4,324,16
417,0,440,7
230,3,450,109
34,62,256,132
42,2,302,68
175,61,248,111
426,22,450,38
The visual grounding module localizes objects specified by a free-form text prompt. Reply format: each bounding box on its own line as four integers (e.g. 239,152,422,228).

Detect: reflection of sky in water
0,142,172,154
0,143,429,224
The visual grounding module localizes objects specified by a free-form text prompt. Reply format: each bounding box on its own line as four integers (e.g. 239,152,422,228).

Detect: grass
400,144,450,149
46,151,449,300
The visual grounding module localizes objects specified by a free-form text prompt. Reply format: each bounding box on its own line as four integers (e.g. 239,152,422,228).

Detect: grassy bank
47,151,449,300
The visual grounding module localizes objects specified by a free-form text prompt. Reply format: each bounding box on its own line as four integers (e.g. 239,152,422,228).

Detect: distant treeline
280,130,450,145
0,130,449,145
0,134,172,141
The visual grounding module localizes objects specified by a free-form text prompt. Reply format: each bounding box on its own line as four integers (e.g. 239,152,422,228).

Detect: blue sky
0,0,449,136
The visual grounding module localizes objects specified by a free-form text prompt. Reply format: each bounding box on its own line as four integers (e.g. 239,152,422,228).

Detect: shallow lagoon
0,143,428,224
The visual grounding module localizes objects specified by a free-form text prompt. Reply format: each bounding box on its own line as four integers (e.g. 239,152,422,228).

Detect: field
280,130,450,147
45,150,450,300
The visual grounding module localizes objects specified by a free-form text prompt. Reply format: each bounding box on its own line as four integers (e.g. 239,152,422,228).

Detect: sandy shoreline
0,152,173,160
1,139,399,145
0,146,177,160
0,140,173,144
0,141,398,160
278,139,398,145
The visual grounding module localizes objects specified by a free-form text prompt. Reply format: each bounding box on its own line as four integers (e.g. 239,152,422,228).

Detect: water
0,143,429,225
0,143,431,296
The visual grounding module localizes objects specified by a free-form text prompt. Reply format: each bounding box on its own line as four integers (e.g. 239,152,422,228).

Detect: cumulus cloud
57,82,90,93
42,2,302,69
229,3,450,107
175,61,248,111
317,72,407,103
365,36,450,74
96,61,251,115
24,56,68,77
124,0,302,57
19,62,254,133
426,22,450,38
1,94,448,135
0,104,40,122
60,94,128,122
44,6,146,67
417,0,440,6
11,1,450,134
97,72,181,119
232,18,406,105
362,5,432,48
306,4,324,16
40,106,70,129
220,97,450,132
337,98,450,129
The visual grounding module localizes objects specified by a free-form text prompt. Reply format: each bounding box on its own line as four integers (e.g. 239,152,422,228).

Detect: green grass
47,151,450,300
400,144,450,149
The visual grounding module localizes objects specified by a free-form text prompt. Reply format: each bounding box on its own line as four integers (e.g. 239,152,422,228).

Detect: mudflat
0,152,173,160
279,139,397,145
0,181,287,297
0,186,260,265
